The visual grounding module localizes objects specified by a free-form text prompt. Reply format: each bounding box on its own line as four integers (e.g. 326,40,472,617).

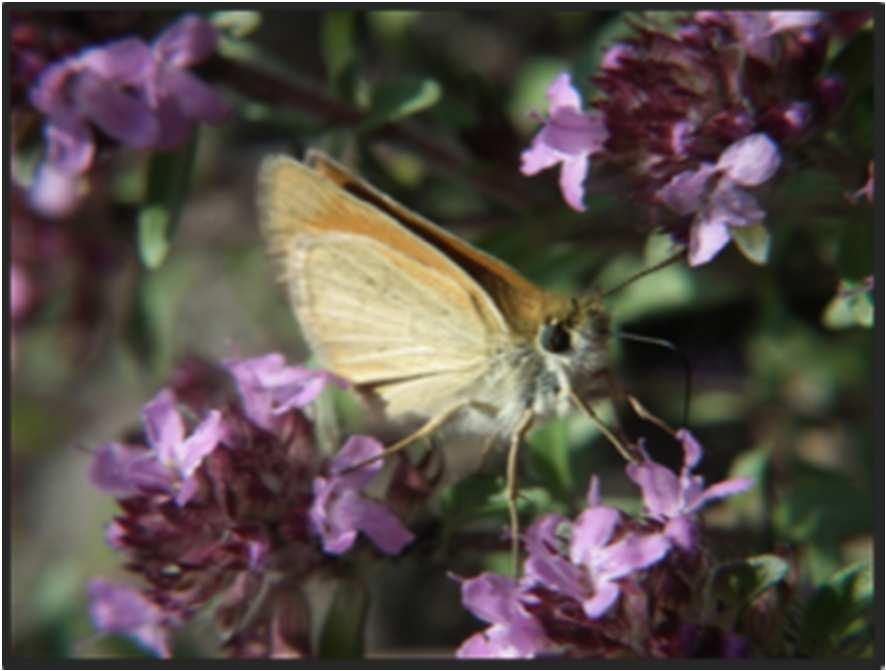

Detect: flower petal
570,506,620,564
71,69,158,148
520,134,561,176
558,154,590,212
45,117,95,175
330,435,384,486
89,580,171,657
545,72,582,112
688,216,731,266
141,388,185,466
175,409,224,477
768,11,821,34
27,162,83,220
581,579,621,619
687,477,754,513
656,164,717,216
595,532,671,581
78,37,152,85
676,428,703,470
716,133,781,187
89,442,174,495
156,66,231,123
523,514,586,599
626,460,682,518
153,14,218,67
460,573,523,625
352,498,414,555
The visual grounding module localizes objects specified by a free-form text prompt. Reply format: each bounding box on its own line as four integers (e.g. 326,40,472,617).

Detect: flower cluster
89,353,417,657
522,10,870,265
457,430,754,658
25,14,230,218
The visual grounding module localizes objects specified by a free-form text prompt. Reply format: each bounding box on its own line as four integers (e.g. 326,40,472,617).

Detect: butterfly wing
258,155,508,418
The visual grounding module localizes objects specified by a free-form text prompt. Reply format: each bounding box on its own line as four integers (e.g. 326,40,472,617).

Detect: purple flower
27,14,230,218
712,11,822,64
309,436,414,556
520,73,609,212
225,353,346,432
457,434,755,658
456,573,550,658
656,134,781,266
89,579,174,657
90,387,225,506
627,429,753,550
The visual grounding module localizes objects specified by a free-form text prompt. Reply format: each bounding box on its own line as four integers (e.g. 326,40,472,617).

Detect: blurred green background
9,9,875,658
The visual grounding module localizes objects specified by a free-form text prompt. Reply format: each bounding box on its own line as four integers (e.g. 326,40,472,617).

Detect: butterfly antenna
602,249,686,298
616,331,692,427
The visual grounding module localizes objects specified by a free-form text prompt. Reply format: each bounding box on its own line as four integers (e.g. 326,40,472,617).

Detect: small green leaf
137,206,171,269
712,554,789,612
210,10,261,38
317,578,369,658
798,561,873,657
823,280,874,329
731,223,771,265
359,78,442,132
136,137,198,269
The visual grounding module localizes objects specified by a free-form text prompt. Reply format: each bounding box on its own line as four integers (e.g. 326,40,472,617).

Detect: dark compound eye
540,322,571,353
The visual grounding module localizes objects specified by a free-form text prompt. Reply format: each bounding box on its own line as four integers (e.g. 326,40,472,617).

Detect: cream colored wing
290,233,495,397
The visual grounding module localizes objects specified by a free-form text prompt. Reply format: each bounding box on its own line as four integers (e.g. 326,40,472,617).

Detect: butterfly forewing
258,155,510,412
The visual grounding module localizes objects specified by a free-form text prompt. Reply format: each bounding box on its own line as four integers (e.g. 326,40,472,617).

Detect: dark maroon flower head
457,431,752,659
89,353,414,657
522,11,870,266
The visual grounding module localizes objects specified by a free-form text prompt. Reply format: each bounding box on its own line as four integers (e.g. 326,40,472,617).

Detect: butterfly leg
626,394,677,437
570,389,641,463
341,402,469,474
506,408,535,577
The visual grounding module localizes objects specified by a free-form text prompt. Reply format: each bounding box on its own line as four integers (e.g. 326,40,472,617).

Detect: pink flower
309,436,415,556
521,73,609,212
656,133,781,265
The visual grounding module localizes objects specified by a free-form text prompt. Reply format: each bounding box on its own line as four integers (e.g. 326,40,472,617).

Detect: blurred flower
88,354,417,657
456,573,550,658
458,431,753,659
26,13,230,218
89,580,177,658
224,353,346,432
520,73,608,211
521,10,869,265
310,436,415,556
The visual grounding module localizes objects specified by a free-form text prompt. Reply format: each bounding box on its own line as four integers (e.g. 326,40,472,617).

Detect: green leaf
731,223,771,265
317,578,369,658
438,473,507,527
711,554,789,612
137,206,171,269
124,264,187,373
321,11,358,95
136,137,198,269
798,561,873,657
210,10,261,38
822,280,874,329
359,78,442,132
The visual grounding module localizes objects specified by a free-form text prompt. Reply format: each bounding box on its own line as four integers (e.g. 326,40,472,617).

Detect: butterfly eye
540,322,571,354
